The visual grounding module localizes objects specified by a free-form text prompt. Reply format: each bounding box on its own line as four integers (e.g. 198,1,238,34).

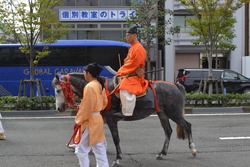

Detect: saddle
106,76,155,111
134,86,155,110
113,76,146,98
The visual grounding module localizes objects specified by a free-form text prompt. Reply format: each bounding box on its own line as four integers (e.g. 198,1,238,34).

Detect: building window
77,24,98,28
98,0,130,6
100,30,125,41
174,15,194,33
100,24,121,28
60,29,126,41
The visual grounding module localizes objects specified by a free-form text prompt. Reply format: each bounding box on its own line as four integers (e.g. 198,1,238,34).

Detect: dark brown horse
52,73,197,166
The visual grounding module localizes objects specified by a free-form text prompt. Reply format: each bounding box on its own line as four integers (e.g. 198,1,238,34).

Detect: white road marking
152,113,250,116
186,113,250,116
219,137,250,140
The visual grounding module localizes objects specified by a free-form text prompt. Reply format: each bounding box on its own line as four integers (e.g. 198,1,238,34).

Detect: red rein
56,75,81,145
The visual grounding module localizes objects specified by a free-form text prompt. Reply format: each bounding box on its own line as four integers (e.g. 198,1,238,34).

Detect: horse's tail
176,114,188,140
176,82,188,140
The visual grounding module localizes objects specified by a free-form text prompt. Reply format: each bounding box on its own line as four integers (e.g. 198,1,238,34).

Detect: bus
0,40,130,96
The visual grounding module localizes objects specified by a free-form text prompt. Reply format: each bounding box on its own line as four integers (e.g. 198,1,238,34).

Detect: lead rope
67,124,81,145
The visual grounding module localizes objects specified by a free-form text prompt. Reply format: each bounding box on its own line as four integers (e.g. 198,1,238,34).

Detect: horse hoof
192,150,197,157
155,154,163,160
111,160,121,167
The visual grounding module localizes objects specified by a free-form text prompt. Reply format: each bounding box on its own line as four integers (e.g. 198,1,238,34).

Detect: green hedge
0,96,55,110
0,93,250,110
186,93,250,107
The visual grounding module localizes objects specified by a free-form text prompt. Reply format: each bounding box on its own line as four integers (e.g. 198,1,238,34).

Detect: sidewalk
185,107,250,114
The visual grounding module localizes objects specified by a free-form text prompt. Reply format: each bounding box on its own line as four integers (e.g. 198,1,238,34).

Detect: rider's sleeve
117,47,144,76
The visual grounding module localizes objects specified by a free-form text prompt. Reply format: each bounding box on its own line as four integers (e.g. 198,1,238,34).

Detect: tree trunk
146,36,151,80
146,49,151,80
208,50,213,95
30,47,35,97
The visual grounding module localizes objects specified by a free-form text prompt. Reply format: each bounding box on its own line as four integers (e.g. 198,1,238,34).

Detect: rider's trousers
75,128,109,167
120,89,136,116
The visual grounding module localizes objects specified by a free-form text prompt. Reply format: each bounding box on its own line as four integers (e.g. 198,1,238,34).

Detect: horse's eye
56,90,61,93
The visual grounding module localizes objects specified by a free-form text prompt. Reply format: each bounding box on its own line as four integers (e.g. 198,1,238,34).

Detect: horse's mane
68,73,84,80
69,72,109,83
67,73,108,98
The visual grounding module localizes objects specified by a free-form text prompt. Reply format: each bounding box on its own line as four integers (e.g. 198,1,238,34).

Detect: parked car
176,68,250,94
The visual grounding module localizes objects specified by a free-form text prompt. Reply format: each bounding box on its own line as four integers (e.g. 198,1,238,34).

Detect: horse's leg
184,120,197,157
175,117,198,157
106,118,122,166
155,112,172,160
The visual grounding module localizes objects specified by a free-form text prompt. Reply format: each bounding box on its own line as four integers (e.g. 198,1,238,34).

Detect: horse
52,73,197,166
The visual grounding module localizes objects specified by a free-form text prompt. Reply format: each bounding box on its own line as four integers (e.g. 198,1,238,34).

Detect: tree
0,0,69,96
177,0,249,95
127,0,180,80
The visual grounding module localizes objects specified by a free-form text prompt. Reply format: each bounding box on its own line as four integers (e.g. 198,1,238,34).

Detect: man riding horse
114,26,148,117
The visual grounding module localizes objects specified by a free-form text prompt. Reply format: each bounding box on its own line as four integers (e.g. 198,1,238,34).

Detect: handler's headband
84,62,103,77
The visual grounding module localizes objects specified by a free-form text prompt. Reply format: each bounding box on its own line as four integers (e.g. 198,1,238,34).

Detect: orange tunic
117,41,148,95
75,80,107,146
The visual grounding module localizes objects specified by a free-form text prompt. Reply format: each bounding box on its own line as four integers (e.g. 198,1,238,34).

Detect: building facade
166,0,250,82
54,0,133,41
54,0,250,82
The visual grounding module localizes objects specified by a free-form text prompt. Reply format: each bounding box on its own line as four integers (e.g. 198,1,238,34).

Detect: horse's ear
55,73,60,81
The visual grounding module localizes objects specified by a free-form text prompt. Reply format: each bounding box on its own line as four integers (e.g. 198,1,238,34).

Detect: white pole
165,0,176,82
0,113,4,133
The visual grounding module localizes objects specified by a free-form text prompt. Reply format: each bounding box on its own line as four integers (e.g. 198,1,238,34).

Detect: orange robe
117,41,148,95
75,80,107,146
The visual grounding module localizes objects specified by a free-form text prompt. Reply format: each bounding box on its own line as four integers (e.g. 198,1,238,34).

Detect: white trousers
75,128,109,167
120,89,136,116
0,113,4,133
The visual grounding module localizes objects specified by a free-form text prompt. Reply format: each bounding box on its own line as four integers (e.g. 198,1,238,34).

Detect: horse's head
52,73,87,112
52,73,67,112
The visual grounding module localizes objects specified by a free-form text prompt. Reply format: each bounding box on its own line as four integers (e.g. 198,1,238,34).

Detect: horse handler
0,112,6,140
74,63,109,167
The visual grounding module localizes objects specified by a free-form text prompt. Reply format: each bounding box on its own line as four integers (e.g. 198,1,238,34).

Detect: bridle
55,75,80,109
55,74,81,145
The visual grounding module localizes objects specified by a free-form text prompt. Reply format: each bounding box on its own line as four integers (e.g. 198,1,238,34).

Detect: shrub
186,93,250,107
0,93,250,110
0,96,55,110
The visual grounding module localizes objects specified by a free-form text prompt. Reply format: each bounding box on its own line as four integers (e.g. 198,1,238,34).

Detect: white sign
59,9,135,21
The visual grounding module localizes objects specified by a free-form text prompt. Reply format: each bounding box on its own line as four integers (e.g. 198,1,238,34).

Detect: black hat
127,26,137,34
84,62,103,77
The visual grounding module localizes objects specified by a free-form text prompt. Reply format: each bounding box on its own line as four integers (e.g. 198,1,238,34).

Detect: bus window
0,40,130,96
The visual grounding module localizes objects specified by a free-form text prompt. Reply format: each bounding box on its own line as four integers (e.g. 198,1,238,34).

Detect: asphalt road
0,112,250,167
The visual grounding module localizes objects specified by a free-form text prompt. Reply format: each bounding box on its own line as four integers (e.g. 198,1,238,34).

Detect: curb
0,110,74,117
185,106,250,114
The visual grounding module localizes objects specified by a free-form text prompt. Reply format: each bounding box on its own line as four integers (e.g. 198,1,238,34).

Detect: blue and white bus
0,40,130,96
